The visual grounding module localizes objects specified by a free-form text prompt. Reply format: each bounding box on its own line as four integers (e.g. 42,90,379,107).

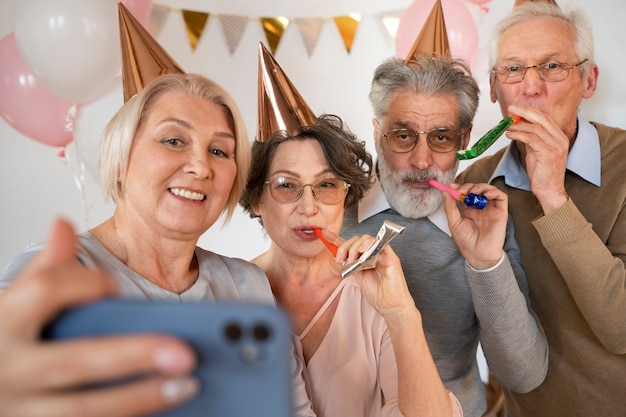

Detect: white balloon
14,0,121,104
73,80,124,181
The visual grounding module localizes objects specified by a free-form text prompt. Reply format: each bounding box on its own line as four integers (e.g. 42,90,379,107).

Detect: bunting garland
293,18,324,57
146,4,169,38
218,15,249,54
259,17,290,54
380,10,403,41
332,14,361,53
181,10,210,52
146,4,410,56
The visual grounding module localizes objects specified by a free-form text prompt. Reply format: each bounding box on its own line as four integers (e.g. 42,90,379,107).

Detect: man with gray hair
457,3,626,416
342,53,548,417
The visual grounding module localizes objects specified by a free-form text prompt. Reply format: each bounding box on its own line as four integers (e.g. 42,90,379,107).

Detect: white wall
1,0,625,271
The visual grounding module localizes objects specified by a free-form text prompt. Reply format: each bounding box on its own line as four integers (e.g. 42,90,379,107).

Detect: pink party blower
428,179,487,209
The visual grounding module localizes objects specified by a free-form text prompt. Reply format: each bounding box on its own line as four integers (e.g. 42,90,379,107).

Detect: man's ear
489,74,498,103
372,118,380,147
462,124,472,149
582,64,599,99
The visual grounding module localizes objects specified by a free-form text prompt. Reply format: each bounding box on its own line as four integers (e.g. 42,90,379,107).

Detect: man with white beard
341,54,548,417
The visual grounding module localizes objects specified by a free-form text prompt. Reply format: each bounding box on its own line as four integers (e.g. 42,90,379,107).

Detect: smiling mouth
169,188,206,201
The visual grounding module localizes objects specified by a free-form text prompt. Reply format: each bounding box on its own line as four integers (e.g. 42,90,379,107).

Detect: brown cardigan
457,121,626,417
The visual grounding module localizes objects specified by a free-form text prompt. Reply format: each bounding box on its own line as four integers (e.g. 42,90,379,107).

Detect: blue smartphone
43,299,293,417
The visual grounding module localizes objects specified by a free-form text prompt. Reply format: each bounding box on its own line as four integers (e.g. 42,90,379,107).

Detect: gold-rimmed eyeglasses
382,127,463,154
264,176,350,204
492,59,588,84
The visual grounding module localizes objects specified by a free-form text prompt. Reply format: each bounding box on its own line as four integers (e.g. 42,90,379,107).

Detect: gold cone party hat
118,2,185,102
257,42,317,142
404,0,451,61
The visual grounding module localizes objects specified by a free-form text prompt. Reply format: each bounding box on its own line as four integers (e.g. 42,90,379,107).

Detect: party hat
404,0,450,61
257,42,317,142
118,3,185,102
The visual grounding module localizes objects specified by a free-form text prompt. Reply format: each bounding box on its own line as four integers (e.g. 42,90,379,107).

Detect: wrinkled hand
441,183,508,270
0,219,198,417
506,105,570,213
318,229,416,320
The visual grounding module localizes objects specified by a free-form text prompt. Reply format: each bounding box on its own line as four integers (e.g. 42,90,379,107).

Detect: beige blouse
294,276,463,417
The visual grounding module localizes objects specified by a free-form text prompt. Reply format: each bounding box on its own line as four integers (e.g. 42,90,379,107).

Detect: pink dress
293,276,463,417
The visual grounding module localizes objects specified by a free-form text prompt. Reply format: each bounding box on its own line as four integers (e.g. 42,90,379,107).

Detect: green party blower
456,115,521,160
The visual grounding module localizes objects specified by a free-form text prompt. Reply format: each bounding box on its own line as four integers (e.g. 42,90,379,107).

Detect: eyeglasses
264,176,350,204
382,127,463,153
492,59,588,84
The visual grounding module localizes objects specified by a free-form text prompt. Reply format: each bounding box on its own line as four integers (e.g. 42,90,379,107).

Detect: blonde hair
98,73,250,222
513,0,558,7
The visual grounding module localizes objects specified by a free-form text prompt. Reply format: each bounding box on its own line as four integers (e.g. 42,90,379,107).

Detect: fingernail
161,377,200,405
153,346,195,372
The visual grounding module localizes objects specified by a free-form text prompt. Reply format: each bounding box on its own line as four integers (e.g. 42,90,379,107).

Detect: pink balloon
396,0,479,66
117,0,153,26
466,0,491,4
0,33,75,147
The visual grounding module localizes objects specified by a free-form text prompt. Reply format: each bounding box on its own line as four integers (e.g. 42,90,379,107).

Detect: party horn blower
341,220,405,278
428,179,487,209
313,228,338,256
456,115,521,160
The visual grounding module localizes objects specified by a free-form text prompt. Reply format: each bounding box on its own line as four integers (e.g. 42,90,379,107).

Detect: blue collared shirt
488,115,601,190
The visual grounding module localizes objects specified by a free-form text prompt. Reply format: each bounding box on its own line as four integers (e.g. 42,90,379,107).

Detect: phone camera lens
252,323,271,341
224,322,243,341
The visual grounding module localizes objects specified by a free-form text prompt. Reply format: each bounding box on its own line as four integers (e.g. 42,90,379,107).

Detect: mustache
400,170,437,183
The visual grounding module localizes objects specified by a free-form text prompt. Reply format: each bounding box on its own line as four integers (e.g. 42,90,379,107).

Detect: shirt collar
357,176,452,237
489,115,601,190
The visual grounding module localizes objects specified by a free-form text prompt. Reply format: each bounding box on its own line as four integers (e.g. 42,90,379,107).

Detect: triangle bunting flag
333,14,361,53
181,9,210,52
218,15,249,55
293,18,324,57
146,4,170,38
260,17,289,54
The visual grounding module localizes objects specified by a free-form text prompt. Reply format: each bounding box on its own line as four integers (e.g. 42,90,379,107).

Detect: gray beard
377,153,458,219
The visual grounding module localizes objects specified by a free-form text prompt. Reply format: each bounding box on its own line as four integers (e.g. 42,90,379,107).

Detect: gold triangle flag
404,0,450,61
218,15,248,55
294,18,324,57
333,14,361,53
260,17,289,54
118,3,185,102
257,42,317,142
181,10,210,52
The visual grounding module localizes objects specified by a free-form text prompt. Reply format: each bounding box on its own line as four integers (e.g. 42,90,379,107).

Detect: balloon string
63,104,91,226
59,142,91,227
65,104,78,133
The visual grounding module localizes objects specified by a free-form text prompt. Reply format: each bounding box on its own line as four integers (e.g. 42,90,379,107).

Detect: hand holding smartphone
43,299,293,417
